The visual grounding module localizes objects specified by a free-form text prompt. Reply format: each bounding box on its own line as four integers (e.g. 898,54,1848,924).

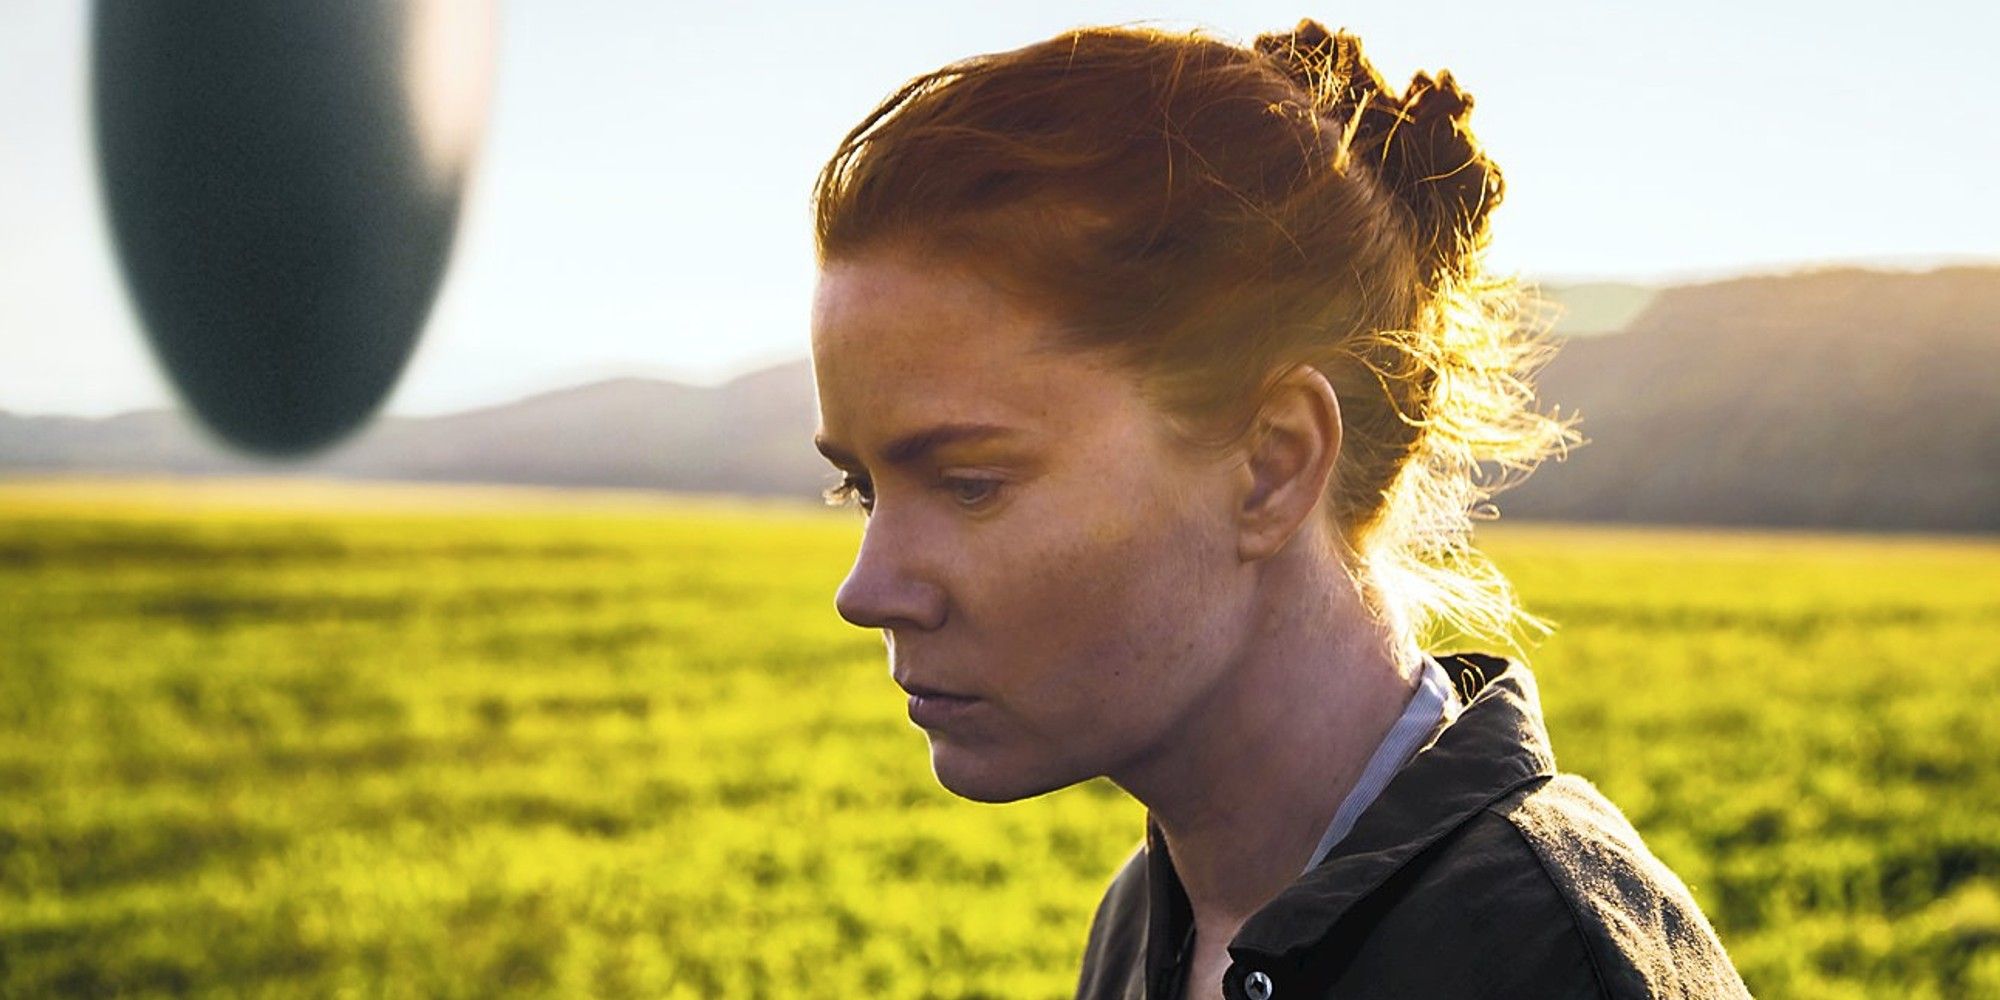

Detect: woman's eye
944,477,1002,508
822,474,874,513
823,474,997,513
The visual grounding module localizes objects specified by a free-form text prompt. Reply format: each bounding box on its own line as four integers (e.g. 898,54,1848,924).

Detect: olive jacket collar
1073,653,1753,1000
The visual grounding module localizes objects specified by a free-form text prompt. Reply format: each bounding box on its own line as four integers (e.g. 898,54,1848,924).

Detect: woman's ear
1236,364,1343,562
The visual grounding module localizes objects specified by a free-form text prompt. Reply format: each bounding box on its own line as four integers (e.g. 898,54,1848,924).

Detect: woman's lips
906,690,981,728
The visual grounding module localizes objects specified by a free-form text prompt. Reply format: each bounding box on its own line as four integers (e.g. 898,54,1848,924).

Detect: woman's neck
1107,547,1421,940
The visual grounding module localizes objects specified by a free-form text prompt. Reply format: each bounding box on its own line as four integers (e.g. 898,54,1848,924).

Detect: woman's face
811,248,1257,803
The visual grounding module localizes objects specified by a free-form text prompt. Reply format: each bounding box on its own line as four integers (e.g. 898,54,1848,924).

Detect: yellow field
2,478,1996,998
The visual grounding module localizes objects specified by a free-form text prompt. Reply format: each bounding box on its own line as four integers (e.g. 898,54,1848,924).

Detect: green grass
2,478,1996,998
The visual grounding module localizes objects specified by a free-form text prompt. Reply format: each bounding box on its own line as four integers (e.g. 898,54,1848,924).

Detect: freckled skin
811,249,1259,803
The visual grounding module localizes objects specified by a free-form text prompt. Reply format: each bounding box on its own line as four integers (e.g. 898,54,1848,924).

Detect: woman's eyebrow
814,422,1022,468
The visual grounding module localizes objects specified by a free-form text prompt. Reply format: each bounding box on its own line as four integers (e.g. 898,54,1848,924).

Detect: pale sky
3,0,1994,417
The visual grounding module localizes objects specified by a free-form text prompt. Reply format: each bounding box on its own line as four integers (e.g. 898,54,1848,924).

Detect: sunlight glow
402,0,497,191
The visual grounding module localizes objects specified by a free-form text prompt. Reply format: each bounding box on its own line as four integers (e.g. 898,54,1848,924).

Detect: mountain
1506,266,1999,532
1536,281,1661,336
3,267,1994,532
0,365,832,500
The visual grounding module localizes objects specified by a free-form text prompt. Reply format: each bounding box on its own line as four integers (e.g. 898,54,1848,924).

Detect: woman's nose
834,518,947,631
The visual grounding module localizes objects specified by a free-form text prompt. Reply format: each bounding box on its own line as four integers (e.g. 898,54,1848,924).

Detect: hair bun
1252,18,1342,101
1255,19,1504,286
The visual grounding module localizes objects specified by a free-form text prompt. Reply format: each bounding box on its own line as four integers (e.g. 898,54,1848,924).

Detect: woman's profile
808,18,1751,999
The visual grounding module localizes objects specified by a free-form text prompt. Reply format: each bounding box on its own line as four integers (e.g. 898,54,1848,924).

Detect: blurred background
2,2,1996,997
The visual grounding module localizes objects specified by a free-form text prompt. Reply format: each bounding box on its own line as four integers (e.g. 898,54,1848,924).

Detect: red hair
814,20,1576,654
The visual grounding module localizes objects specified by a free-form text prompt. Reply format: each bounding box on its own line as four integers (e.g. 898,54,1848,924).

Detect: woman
808,19,1750,1000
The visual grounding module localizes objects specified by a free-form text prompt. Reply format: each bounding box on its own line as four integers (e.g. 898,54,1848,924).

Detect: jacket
1072,653,1753,999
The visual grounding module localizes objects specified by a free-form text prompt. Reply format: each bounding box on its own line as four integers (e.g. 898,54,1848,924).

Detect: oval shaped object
92,0,496,455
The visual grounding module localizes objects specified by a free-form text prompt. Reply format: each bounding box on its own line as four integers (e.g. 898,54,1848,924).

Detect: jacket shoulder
1074,841,1148,1000
1490,773,1753,1000
1322,801,1604,997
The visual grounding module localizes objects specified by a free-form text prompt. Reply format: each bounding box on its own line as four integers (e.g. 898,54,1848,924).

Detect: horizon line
8,255,1995,422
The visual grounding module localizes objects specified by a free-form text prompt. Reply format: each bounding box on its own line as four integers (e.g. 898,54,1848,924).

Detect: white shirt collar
1302,654,1460,873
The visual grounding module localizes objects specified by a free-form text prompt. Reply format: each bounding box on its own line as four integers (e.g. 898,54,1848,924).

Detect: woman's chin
928,741,1073,804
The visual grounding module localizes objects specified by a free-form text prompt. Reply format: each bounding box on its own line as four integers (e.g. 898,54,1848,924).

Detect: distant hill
0,365,831,500
1536,281,1661,336
3,267,1994,532
1508,266,1998,532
